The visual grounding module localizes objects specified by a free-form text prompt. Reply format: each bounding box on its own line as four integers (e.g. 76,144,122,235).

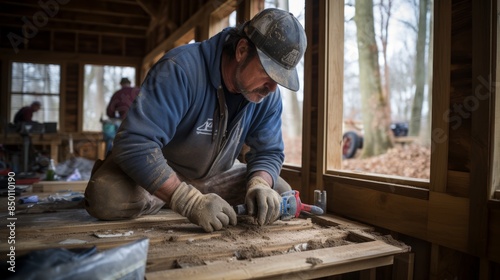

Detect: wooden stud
468,0,493,257
429,0,451,193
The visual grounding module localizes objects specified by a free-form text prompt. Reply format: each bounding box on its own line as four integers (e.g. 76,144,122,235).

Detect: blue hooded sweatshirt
112,28,285,195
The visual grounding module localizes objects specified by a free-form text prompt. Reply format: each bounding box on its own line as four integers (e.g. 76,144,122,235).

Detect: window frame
320,0,432,194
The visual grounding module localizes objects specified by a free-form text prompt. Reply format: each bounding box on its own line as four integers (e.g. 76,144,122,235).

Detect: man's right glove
169,182,237,232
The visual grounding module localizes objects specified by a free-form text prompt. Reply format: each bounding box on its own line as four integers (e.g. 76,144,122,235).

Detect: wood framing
142,0,237,70
298,0,314,202
429,0,451,193
468,0,494,256
236,0,264,23
493,0,500,200
324,0,344,173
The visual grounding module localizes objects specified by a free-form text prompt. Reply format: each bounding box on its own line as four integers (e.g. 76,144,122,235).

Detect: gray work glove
170,182,237,232
245,176,281,226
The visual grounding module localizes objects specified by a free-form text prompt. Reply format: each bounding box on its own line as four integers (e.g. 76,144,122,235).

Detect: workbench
1,133,62,164
0,188,413,279
1,132,105,163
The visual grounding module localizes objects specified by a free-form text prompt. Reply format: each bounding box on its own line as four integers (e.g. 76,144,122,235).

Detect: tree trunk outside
409,0,429,137
355,0,393,158
420,0,433,147
379,0,392,122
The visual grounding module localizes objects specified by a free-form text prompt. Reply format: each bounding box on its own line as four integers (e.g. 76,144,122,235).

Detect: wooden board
32,180,88,193
146,241,402,280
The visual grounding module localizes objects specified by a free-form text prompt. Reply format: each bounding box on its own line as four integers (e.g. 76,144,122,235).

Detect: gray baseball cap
245,8,307,92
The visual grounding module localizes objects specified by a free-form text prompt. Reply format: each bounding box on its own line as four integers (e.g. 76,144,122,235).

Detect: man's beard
234,60,272,104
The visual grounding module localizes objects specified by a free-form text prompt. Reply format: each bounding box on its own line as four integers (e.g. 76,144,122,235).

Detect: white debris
94,230,134,238
59,239,88,244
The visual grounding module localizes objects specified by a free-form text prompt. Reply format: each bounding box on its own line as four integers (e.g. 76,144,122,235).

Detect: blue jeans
102,120,121,155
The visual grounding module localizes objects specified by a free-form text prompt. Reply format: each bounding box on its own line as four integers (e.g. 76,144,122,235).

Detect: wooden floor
0,185,412,279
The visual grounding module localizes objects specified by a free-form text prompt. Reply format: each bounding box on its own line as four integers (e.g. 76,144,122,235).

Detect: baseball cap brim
256,48,300,92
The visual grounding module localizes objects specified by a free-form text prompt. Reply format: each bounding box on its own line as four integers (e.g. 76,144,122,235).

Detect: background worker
106,77,140,120
84,8,307,232
102,77,140,154
13,101,41,125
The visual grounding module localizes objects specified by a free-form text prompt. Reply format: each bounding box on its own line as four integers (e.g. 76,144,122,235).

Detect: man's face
234,54,278,104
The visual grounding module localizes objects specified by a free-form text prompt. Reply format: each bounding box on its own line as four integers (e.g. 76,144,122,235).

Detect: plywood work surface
0,198,410,279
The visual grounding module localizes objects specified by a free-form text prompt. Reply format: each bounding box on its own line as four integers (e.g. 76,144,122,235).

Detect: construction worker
13,101,41,125
106,77,140,120
84,8,307,232
102,78,140,154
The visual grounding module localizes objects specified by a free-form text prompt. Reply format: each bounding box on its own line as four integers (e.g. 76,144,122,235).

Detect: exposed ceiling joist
1,0,150,18
135,0,161,21
0,3,149,30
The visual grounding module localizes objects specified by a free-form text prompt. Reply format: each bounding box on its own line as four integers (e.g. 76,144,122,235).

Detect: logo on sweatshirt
196,118,213,135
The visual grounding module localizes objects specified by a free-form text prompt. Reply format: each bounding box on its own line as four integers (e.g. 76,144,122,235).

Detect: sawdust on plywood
145,217,360,265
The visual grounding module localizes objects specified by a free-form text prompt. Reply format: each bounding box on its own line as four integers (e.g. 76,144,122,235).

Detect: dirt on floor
342,143,431,179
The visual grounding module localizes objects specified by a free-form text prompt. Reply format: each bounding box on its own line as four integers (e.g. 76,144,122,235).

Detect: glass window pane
11,62,60,94
10,62,60,125
341,0,431,179
265,0,305,166
11,94,59,123
83,65,136,131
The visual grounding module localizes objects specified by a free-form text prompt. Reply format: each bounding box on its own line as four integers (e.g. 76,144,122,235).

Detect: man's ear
235,39,249,63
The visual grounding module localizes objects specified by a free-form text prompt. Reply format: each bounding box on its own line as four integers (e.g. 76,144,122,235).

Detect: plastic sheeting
7,238,149,280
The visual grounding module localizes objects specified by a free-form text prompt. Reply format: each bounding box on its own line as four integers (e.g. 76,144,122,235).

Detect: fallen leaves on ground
342,144,430,179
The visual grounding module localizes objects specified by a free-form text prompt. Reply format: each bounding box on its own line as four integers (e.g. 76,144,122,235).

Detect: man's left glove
245,176,281,226
170,182,237,232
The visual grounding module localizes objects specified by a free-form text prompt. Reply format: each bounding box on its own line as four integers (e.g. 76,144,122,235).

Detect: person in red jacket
106,78,140,120
102,78,140,154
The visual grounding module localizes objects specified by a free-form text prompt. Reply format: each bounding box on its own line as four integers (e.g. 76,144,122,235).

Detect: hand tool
233,190,323,221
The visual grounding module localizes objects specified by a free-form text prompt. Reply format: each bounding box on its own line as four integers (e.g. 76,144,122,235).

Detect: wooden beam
0,17,147,38
300,1,313,201
493,0,500,200
325,175,429,200
392,252,415,280
489,205,500,263
329,183,428,240
311,213,374,232
142,0,235,69
327,170,430,190
447,170,470,196
32,180,88,193
14,209,188,234
468,0,495,258
429,0,451,193
208,0,236,38
0,3,149,29
428,191,469,252
135,0,161,20
236,0,264,24
1,0,150,18
325,0,344,172
146,240,404,280
0,49,142,66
